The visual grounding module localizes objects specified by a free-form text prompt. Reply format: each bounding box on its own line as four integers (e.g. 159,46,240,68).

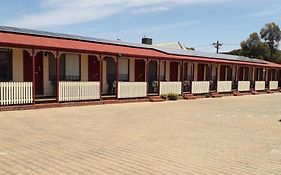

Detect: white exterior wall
12,48,24,82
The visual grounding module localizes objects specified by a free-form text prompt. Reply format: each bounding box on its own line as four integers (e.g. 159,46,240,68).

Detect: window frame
0,48,13,82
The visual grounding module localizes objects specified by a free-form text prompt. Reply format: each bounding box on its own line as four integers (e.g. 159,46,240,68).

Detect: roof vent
142,37,153,45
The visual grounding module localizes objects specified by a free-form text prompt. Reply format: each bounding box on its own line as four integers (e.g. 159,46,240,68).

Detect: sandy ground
0,94,281,174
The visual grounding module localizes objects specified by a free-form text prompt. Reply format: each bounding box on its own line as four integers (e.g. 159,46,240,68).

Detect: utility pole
212,41,223,53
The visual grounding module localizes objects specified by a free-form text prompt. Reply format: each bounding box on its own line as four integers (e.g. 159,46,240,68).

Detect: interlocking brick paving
0,94,281,175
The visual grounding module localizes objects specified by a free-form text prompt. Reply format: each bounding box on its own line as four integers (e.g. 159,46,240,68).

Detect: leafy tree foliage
229,22,281,63
260,22,281,52
240,32,270,59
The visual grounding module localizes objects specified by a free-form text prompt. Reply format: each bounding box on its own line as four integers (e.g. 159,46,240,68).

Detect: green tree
239,32,270,59
229,23,281,63
260,22,281,52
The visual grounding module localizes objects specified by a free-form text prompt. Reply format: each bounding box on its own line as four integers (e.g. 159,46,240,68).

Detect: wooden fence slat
58,81,100,102
0,82,33,106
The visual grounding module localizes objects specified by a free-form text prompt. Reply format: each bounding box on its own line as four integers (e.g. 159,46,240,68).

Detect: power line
193,44,213,48
222,43,240,46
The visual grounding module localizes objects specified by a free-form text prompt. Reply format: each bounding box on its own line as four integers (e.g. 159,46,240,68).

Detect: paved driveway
0,94,281,175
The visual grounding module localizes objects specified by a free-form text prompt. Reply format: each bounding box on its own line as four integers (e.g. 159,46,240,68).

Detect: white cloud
243,10,279,18
97,20,200,40
132,7,170,14
8,0,230,29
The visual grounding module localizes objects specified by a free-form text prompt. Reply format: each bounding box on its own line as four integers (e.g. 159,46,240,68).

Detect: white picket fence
118,82,147,98
255,81,265,91
269,81,279,90
238,81,251,92
217,81,232,93
59,81,100,102
192,81,210,94
159,82,182,95
0,82,33,106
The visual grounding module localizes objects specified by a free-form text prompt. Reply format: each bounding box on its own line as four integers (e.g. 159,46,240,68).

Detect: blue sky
0,0,281,52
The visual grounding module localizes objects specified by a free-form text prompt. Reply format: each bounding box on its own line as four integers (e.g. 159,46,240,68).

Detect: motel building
0,26,281,108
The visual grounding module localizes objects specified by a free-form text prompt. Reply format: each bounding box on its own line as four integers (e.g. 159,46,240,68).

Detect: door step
101,95,117,100
266,89,274,94
149,96,165,102
251,91,260,95
183,94,197,100
210,92,222,98
35,97,57,104
233,91,242,96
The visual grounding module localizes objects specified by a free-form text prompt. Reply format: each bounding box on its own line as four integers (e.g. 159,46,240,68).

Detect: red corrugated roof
0,32,280,68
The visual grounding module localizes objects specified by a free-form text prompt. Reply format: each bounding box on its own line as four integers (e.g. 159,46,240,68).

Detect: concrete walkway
0,94,281,174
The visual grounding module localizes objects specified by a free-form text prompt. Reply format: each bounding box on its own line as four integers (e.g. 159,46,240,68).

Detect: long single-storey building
0,26,280,107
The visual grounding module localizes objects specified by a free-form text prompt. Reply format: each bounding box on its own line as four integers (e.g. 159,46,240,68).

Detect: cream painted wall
211,64,217,80
119,58,128,76
194,63,198,81
81,54,88,81
232,65,237,81
12,48,24,82
217,64,221,81
204,66,207,81
129,59,135,82
43,54,53,96
165,61,170,81
65,54,80,77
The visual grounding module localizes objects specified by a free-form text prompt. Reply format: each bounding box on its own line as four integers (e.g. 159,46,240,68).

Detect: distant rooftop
154,42,189,50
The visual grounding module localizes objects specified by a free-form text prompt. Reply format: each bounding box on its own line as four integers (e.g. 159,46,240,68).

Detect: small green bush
161,94,168,100
167,93,179,100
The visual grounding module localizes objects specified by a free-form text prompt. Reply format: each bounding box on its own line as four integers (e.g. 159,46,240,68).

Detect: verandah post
146,59,149,97
56,51,60,103
32,49,36,105
265,68,269,89
116,55,119,99
190,62,194,94
208,63,212,93
181,60,184,95
99,54,103,99
157,59,161,96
